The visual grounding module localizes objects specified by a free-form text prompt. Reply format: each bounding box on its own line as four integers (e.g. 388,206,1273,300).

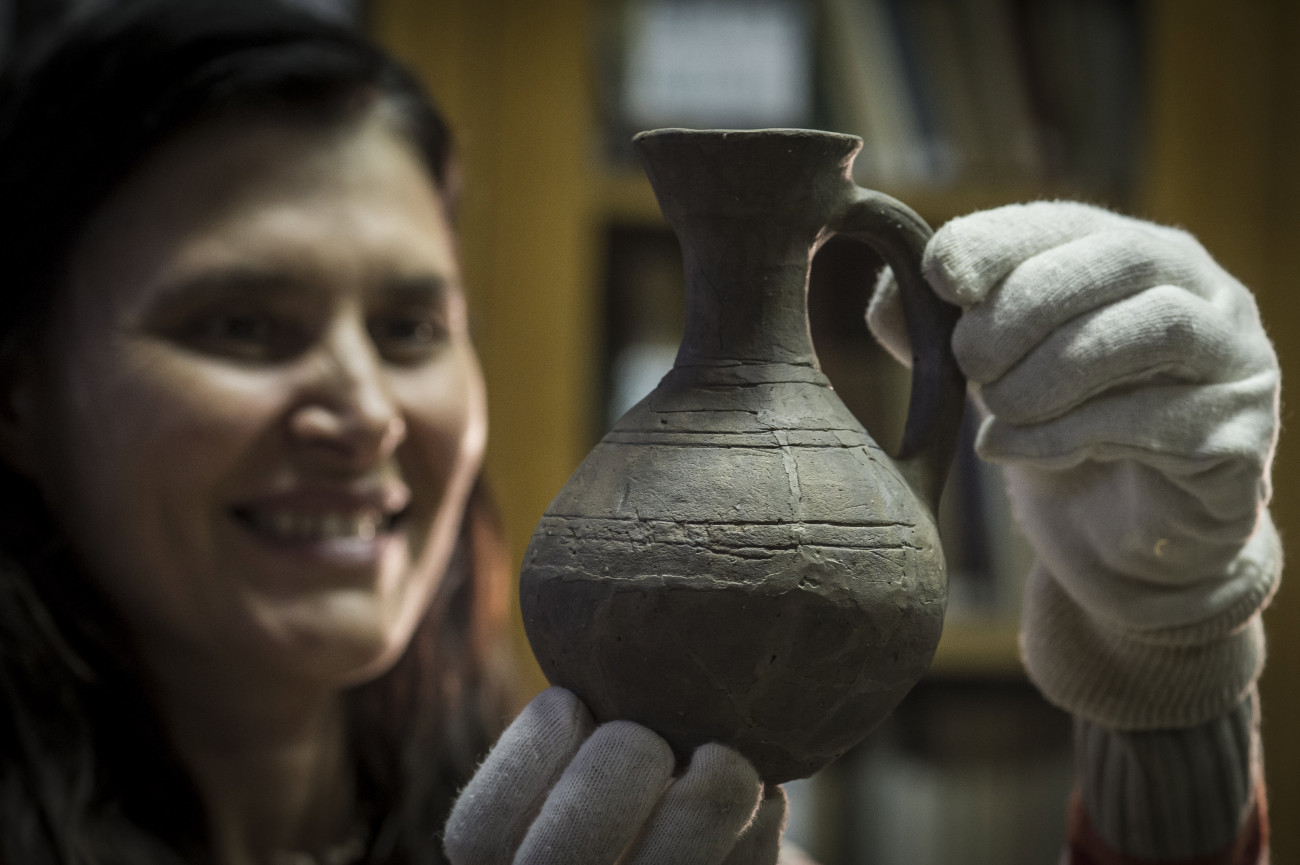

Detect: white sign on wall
621,0,813,130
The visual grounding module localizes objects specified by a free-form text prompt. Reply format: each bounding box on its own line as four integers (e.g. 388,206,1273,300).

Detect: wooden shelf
590,168,666,225
928,618,1023,678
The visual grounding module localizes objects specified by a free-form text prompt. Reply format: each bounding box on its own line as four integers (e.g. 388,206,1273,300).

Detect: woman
0,2,513,862
0,3,792,863
0,2,1280,865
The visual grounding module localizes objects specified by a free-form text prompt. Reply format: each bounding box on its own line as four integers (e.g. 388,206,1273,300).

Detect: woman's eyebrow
143,269,457,320
150,267,304,307
377,273,454,301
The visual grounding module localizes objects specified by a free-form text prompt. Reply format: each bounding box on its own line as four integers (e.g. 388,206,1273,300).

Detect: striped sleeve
1064,692,1268,865
1064,784,1267,865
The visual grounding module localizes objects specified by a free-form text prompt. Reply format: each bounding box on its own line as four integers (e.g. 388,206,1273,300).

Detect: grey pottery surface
520,129,963,784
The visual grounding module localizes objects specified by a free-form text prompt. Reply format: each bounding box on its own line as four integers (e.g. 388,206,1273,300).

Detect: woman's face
13,111,487,687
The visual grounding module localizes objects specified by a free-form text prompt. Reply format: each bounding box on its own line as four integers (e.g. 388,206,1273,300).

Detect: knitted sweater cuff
1019,516,1279,729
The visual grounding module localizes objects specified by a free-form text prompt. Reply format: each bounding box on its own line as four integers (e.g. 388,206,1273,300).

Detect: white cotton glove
443,687,786,865
867,201,1281,730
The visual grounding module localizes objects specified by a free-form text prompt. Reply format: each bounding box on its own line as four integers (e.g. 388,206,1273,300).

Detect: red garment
1064,784,1268,865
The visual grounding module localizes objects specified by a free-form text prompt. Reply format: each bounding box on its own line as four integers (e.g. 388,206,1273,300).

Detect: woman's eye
370,313,449,361
181,311,303,360
208,314,273,342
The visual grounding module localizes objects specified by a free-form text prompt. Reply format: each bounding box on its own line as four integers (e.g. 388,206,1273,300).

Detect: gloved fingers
919,200,1142,307
864,204,1141,368
512,720,676,865
865,266,912,367
720,786,787,865
977,285,1273,425
975,371,1279,481
1005,461,1265,591
952,228,1222,384
621,743,764,865
864,202,1229,376
444,687,595,865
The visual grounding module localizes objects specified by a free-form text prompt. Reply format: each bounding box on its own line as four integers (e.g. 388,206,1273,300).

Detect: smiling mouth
232,506,407,543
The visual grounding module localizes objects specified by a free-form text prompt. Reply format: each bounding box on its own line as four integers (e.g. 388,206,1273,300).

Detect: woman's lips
236,505,393,542
230,485,411,566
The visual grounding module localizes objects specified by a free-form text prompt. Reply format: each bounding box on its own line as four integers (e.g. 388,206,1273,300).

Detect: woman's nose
288,324,406,467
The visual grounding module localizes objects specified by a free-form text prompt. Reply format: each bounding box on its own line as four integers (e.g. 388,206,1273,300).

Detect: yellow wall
370,0,595,697
1139,3,1300,855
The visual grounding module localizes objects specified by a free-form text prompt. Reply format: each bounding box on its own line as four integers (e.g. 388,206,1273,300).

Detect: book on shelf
818,0,1141,198
1015,0,1144,199
888,0,986,182
956,0,1046,181
821,0,933,185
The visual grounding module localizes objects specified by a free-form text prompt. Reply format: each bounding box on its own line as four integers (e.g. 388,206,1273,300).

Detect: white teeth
355,513,378,541
252,507,388,541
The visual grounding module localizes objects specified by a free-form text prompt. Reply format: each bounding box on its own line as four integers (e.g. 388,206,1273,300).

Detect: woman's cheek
401,347,487,476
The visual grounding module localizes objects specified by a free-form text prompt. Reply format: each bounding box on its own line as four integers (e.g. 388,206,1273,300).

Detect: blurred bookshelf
784,675,1074,864
594,0,1143,198
590,0,1142,687
372,1,1300,862
587,3,1136,862
373,0,1146,687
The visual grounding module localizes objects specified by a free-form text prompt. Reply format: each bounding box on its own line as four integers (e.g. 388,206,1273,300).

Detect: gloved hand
867,200,1281,730
443,687,786,865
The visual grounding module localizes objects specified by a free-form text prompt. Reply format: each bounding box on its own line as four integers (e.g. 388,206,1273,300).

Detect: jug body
522,362,946,783
520,129,963,783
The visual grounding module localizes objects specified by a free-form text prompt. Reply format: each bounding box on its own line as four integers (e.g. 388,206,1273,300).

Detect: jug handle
828,186,966,513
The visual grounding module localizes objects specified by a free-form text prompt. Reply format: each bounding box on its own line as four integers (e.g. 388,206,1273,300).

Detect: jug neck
633,129,863,369
675,224,819,367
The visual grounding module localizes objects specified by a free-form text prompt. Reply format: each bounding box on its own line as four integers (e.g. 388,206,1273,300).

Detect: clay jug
520,128,965,784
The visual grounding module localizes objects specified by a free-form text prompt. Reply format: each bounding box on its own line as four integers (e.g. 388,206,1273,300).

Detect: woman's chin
247,588,419,686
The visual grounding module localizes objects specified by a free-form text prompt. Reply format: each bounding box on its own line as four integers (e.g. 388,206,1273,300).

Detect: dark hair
0,2,510,863
0,0,458,341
